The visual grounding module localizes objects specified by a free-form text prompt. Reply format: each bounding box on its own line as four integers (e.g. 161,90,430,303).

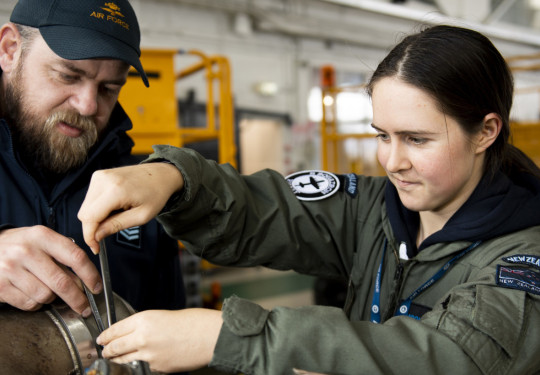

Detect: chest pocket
437,284,526,374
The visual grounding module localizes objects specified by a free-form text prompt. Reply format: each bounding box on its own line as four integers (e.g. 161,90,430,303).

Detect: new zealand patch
286,170,340,201
496,265,540,296
502,255,540,270
116,226,141,249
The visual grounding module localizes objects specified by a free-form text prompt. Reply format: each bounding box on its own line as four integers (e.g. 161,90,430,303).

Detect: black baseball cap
10,0,149,87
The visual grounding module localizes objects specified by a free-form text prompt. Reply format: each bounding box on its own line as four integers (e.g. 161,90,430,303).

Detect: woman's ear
0,23,23,74
475,113,502,154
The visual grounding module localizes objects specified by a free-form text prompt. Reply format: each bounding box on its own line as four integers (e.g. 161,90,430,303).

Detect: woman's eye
375,133,389,141
409,137,427,145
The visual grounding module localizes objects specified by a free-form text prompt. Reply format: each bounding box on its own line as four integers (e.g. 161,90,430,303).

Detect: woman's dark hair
366,24,540,179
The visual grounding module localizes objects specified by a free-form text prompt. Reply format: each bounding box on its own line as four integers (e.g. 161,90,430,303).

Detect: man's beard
2,67,99,174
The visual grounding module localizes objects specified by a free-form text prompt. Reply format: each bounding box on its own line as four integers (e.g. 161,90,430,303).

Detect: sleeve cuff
221,295,270,336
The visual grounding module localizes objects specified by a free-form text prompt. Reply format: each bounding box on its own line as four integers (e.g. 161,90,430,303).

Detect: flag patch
496,265,540,296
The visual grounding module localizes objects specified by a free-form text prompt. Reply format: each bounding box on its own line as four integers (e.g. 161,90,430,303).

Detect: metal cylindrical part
0,293,136,375
0,304,75,374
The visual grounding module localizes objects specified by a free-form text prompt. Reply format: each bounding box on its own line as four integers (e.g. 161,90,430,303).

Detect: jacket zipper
383,241,405,321
47,206,56,229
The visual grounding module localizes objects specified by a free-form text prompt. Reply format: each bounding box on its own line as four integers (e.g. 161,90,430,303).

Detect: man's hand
97,309,223,373
0,226,102,315
78,163,184,254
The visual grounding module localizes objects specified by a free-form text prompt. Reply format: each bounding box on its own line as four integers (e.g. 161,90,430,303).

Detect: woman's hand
97,308,223,373
78,163,184,254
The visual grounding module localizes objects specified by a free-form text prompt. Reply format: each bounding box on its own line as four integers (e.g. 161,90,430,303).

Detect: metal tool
75,234,106,334
83,284,105,333
83,238,116,333
99,239,116,328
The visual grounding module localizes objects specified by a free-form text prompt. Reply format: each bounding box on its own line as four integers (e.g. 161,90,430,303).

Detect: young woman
79,25,540,374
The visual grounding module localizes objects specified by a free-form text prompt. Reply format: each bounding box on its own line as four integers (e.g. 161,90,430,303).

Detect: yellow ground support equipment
321,84,385,176
506,52,540,167
511,121,540,166
118,49,237,168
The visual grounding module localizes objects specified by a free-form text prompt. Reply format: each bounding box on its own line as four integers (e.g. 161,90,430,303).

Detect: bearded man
0,0,185,316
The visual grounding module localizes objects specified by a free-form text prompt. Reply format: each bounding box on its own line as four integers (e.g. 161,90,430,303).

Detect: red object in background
320,65,335,88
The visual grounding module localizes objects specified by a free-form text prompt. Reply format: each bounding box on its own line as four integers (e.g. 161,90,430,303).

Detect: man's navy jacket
0,103,185,311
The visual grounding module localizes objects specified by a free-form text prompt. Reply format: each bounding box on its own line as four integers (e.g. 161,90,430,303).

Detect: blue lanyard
370,239,387,323
370,240,481,323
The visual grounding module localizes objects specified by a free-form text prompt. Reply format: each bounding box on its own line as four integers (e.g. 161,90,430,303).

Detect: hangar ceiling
163,0,540,49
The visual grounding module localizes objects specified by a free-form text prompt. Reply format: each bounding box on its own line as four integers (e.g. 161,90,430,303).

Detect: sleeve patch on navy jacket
285,170,340,201
116,226,141,249
502,255,540,270
496,265,540,295
338,173,358,198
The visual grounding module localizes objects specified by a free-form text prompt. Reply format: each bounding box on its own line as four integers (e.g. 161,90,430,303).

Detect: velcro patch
502,254,540,270
286,170,340,201
496,265,540,296
116,226,141,249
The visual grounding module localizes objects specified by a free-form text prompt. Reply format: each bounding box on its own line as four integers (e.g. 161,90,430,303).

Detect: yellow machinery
506,52,540,72
118,48,237,168
319,64,384,175
118,49,237,275
511,121,540,166
321,84,385,176
507,53,540,167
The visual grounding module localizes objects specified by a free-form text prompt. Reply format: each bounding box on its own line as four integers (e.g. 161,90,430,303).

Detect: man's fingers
8,269,55,306
42,236,102,293
0,275,50,311
20,233,101,314
30,261,91,314
6,293,43,311
0,226,101,315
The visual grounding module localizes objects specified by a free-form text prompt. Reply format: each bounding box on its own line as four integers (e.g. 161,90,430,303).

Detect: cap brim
40,25,149,87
